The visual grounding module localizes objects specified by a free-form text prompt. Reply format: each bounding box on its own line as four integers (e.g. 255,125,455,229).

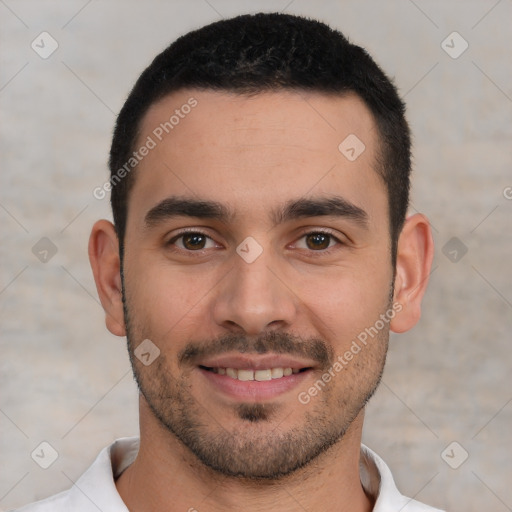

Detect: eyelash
165,228,345,256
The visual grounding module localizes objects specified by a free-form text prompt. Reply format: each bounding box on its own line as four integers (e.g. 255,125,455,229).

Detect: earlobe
390,213,434,334
88,220,126,337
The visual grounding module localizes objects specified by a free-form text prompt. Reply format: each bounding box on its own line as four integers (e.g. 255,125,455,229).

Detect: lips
197,354,316,373
196,353,315,401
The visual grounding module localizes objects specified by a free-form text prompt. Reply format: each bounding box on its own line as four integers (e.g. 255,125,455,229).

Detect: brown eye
181,233,207,250
171,233,210,251
167,231,218,253
305,232,331,250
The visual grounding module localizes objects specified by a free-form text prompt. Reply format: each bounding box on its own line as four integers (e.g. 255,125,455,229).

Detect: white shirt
12,437,444,512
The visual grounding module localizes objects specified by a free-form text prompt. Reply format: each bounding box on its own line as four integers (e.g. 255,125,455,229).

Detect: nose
212,247,298,336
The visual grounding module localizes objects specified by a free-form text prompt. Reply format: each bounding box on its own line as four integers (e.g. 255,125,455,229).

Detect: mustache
178,331,333,369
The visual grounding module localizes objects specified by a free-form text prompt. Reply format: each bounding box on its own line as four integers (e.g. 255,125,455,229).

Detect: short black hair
109,12,411,263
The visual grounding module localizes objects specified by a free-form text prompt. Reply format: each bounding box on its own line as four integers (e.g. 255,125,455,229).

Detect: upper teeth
211,367,300,381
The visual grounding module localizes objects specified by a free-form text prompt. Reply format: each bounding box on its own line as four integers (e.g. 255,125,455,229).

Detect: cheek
294,264,392,347
124,258,223,338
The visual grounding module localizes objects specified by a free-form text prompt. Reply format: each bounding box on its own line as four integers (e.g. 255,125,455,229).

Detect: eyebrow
144,195,368,229
273,197,368,228
144,197,234,227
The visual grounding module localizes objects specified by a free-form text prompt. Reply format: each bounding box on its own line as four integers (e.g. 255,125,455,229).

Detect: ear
390,213,434,333
88,220,126,337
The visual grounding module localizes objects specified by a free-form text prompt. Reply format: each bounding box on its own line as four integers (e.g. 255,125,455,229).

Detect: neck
116,400,373,512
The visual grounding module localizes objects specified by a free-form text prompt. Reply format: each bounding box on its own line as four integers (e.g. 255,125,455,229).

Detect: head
109,12,411,265
90,13,433,480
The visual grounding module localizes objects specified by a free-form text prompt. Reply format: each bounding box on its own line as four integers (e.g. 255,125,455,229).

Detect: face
121,90,394,479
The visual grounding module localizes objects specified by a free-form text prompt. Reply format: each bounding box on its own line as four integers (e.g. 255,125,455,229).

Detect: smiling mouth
199,365,312,381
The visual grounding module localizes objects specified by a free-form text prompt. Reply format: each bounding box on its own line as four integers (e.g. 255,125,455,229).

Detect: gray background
1,0,511,510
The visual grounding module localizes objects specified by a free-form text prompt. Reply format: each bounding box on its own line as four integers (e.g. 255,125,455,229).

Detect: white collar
16,437,443,511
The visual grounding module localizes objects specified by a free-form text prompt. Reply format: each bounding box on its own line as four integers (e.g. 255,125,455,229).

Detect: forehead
130,89,386,229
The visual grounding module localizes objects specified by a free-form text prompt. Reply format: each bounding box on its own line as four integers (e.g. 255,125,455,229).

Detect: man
16,12,442,512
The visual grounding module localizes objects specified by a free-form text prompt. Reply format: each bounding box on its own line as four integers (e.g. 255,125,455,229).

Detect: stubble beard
121,282,390,480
